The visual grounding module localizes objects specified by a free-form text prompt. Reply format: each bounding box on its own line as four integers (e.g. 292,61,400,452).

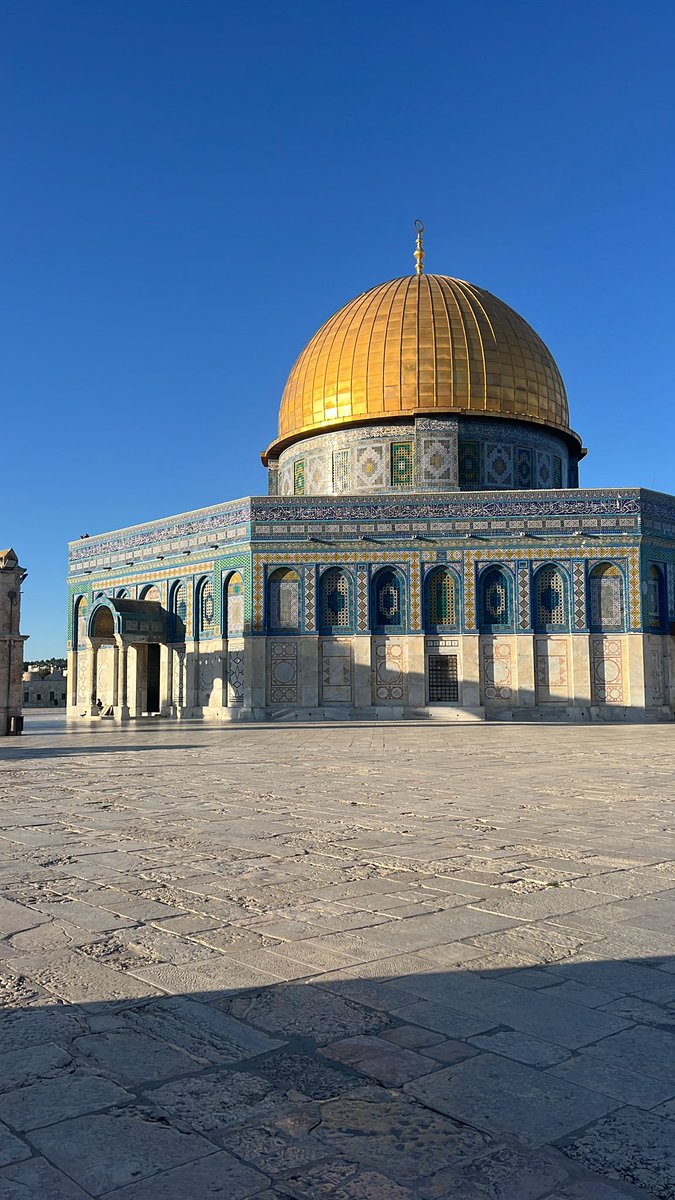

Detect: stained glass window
332,450,349,493
294,460,305,495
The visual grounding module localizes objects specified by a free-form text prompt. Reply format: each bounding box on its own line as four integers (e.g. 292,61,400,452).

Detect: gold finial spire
414,219,425,275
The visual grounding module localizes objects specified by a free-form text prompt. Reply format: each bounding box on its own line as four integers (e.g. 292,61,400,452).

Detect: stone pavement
1,715,674,1200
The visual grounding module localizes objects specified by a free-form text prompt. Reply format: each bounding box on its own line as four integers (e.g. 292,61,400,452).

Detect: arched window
268,568,301,632
589,563,625,632
480,566,513,631
425,567,458,631
169,581,187,642
140,584,160,602
196,578,216,638
533,565,568,632
372,568,406,631
647,564,665,631
226,572,245,638
116,588,128,599
320,567,353,632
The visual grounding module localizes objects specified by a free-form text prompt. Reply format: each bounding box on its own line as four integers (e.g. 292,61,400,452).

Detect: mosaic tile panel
357,565,369,630
485,444,515,489
516,447,533,488
458,440,480,487
419,436,456,485
573,560,586,629
645,636,666,706
590,636,625,704
76,652,88,708
172,647,186,708
355,444,386,488
304,565,316,631
518,565,530,629
269,640,299,704
294,460,306,496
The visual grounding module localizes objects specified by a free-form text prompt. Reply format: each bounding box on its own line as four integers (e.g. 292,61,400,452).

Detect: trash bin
8,715,23,735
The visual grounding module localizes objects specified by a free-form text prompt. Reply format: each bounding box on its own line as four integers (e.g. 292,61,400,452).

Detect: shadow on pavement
0,955,674,1199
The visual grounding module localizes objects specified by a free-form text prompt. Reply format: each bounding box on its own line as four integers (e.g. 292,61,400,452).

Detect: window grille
480,567,511,629
391,442,414,487
169,583,187,641
427,569,457,628
373,569,404,628
458,441,480,487
294,460,305,495
589,564,624,631
428,654,459,702
534,565,566,629
332,450,349,493
321,568,352,630
552,456,563,488
198,580,215,636
268,569,301,631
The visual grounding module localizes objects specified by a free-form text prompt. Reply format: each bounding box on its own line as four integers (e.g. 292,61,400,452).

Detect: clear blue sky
2,0,674,658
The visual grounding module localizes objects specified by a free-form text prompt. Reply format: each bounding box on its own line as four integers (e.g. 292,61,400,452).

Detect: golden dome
265,274,580,460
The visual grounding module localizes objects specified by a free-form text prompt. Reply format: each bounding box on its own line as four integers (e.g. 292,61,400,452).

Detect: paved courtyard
1,714,675,1200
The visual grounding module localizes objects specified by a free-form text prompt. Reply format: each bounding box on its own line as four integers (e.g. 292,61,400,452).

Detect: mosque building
67,228,675,722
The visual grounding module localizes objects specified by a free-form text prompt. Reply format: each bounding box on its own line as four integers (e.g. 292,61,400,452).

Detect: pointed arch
168,580,187,643
589,563,625,632
533,563,570,632
371,567,407,632
267,567,301,632
424,566,460,631
479,565,514,632
319,566,354,633
224,571,245,638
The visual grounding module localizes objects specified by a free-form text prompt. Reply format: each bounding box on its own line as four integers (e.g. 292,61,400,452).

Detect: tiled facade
66,485,675,722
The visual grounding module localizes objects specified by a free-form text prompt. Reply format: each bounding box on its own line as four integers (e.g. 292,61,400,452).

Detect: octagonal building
67,237,675,722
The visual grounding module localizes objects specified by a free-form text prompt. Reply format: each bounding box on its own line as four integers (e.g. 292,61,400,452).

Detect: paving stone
405,1054,619,1147
429,1144,569,1199
584,1025,675,1082
7,949,160,1002
74,1028,204,1086
255,1050,360,1099
0,1070,132,1132
122,996,284,1064
468,1030,570,1068
547,1050,675,1108
388,998,496,1040
559,1106,675,1198
29,1105,217,1195
0,895,50,935
311,1086,492,1186
275,1160,420,1198
321,1035,437,1086
220,1110,330,1175
0,1156,92,1198
0,1041,71,1092
97,1149,269,1199
150,1069,297,1135
218,983,387,1042
380,1023,446,1049
0,1121,30,1167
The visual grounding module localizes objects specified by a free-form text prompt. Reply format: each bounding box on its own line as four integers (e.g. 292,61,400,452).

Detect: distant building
1,549,28,734
66,234,675,723
22,667,67,709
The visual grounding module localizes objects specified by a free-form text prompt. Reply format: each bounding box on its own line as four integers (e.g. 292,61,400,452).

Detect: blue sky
2,0,674,657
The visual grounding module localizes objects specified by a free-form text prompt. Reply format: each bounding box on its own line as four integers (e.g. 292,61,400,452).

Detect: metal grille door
428,654,459,702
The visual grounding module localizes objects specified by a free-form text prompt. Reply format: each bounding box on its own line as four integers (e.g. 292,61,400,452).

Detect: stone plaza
1,715,675,1198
